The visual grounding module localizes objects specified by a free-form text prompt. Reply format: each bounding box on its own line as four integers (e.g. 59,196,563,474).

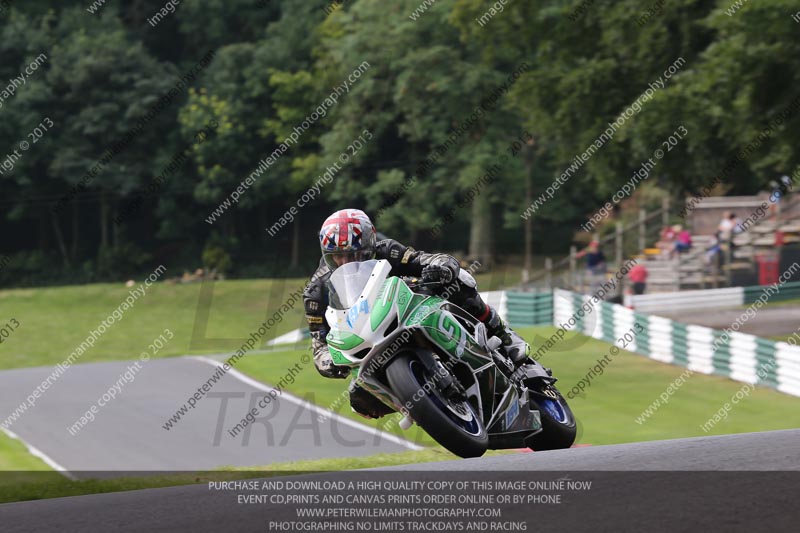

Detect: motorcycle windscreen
327,259,379,310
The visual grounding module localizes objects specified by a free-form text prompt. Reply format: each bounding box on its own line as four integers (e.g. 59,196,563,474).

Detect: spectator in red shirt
628,263,648,295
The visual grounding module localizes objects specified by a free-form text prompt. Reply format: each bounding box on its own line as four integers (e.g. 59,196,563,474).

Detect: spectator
576,240,606,293
671,225,692,257
769,175,794,218
782,174,794,197
628,262,648,295
704,231,723,270
576,240,606,272
656,225,677,257
718,212,741,241
770,175,794,201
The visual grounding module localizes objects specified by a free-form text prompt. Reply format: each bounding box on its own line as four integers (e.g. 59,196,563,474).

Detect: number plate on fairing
505,400,520,429
346,300,370,328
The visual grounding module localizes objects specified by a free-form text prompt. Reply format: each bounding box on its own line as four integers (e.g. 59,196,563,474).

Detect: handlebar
400,276,445,295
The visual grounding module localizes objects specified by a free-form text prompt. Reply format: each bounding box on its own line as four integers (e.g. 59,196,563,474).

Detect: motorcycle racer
303,208,530,418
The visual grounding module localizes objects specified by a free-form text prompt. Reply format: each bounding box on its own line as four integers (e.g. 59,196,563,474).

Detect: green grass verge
473,263,525,290
0,430,52,476
0,448,517,505
757,296,800,308
0,278,308,370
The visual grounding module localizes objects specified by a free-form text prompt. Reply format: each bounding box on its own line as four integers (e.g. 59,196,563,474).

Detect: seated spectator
656,225,677,257
671,225,692,257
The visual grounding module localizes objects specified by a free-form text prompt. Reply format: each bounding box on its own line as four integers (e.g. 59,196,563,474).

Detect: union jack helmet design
319,208,377,270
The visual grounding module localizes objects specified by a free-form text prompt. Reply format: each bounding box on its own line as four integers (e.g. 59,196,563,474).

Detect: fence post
569,245,577,290
726,240,733,287
545,257,552,289
638,208,646,252
615,221,623,269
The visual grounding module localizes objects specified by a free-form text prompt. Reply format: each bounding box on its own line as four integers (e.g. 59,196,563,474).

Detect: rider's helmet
319,208,377,270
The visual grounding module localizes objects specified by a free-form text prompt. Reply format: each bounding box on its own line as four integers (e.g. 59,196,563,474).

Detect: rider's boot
484,306,531,367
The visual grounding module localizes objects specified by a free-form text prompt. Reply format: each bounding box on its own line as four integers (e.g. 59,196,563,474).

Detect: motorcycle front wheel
386,352,488,458
525,385,577,451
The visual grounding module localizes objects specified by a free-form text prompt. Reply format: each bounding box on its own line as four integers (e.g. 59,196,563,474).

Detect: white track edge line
1,426,76,480
191,356,423,451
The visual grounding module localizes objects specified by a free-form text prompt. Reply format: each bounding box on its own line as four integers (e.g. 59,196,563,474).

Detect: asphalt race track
661,305,800,339
383,427,800,471
2,429,798,532
0,356,415,477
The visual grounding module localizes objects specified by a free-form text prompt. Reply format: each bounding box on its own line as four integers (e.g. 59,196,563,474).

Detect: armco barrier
624,286,743,314
506,291,553,327
625,281,800,313
743,281,800,304
555,288,800,397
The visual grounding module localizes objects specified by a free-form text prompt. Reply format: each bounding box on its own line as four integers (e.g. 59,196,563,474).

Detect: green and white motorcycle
325,259,576,458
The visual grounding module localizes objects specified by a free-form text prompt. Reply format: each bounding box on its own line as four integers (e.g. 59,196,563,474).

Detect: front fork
511,358,559,401
356,347,466,418
415,349,466,401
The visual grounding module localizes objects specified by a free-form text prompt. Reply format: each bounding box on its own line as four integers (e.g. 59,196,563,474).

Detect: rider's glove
421,255,459,285
313,338,350,379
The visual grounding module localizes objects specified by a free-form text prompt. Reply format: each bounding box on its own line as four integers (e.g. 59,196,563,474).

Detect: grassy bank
0,278,308,370
0,429,52,476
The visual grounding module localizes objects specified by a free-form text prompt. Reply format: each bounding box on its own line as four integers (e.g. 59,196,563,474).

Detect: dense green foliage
1,0,798,286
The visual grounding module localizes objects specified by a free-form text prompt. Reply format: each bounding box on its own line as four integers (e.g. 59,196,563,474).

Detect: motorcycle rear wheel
386,352,488,458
